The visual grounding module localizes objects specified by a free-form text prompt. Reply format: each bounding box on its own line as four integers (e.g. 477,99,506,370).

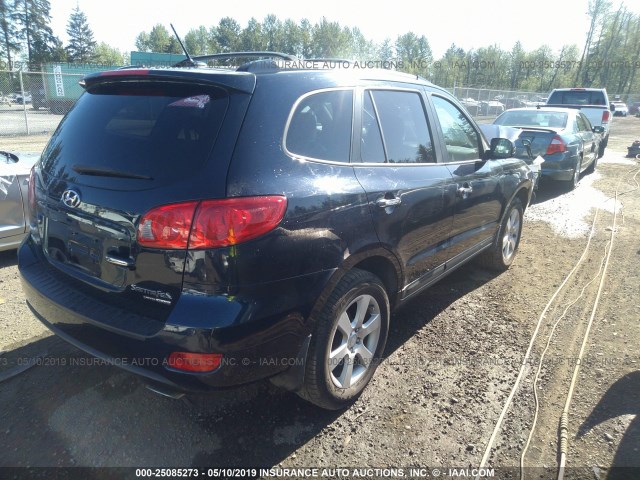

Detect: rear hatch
35,69,254,321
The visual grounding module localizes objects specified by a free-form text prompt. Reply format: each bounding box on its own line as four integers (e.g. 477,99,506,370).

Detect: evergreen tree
13,0,58,68
66,5,96,62
1,0,20,69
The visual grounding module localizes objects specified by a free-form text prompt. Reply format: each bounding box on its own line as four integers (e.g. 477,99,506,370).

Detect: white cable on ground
520,240,609,479
557,193,617,480
476,162,640,480
475,209,600,477
557,165,640,480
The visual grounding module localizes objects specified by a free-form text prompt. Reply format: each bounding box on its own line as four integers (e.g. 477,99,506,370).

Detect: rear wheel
298,269,389,410
565,157,582,191
478,197,524,271
598,136,608,158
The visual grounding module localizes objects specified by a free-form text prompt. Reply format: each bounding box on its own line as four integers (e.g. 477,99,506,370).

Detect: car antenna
170,23,203,67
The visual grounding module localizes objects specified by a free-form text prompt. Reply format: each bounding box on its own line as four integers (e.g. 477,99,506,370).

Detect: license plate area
44,207,132,288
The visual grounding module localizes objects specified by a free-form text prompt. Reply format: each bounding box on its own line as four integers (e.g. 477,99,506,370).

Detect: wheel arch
307,247,403,328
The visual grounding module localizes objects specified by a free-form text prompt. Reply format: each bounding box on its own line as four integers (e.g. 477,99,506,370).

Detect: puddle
526,171,622,238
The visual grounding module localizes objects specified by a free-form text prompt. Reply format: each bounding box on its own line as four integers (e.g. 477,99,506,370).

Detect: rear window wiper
72,164,153,180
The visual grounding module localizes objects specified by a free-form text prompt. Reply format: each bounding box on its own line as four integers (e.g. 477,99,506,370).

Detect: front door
429,95,503,261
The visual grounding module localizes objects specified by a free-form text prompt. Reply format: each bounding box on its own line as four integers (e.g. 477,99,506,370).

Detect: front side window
431,96,481,162
285,90,353,162
363,90,435,164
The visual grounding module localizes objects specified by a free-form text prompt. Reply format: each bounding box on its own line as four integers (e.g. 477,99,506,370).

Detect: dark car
19,54,533,409
493,107,601,190
31,87,48,110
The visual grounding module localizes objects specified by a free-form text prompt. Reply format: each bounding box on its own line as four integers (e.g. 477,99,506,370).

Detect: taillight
190,196,287,249
602,110,610,124
137,196,287,250
137,202,198,249
166,352,223,373
546,136,568,155
28,166,36,213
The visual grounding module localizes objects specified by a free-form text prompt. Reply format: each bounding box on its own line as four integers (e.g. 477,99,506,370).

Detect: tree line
1,1,639,95
0,0,125,69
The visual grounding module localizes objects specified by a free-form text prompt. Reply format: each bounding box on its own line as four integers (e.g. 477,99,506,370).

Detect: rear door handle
376,196,402,208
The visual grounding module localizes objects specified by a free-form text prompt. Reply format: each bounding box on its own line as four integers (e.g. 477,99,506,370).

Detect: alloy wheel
327,294,381,389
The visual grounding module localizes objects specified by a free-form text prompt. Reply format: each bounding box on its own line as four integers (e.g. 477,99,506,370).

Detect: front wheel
298,269,390,410
478,197,524,271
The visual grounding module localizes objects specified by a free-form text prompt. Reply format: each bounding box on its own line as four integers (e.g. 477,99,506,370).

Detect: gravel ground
0,116,639,479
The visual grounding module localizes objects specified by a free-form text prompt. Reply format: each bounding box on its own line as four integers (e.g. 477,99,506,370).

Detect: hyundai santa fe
19,53,533,409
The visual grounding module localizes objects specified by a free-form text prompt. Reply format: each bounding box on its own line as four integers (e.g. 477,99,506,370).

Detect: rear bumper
539,153,577,181
541,168,574,181
19,237,325,392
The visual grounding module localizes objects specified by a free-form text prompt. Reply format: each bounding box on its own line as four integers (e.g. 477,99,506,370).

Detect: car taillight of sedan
546,136,568,155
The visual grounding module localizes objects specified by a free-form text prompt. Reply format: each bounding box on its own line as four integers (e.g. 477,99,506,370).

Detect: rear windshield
495,110,568,129
42,82,228,186
547,90,607,106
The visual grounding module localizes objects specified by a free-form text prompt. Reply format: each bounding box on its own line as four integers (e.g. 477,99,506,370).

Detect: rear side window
42,82,228,185
366,90,435,164
548,90,607,105
285,90,353,162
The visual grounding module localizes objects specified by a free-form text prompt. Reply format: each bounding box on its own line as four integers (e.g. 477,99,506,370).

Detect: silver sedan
0,151,38,251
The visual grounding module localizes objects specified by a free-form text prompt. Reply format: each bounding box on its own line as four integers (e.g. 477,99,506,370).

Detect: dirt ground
0,116,639,479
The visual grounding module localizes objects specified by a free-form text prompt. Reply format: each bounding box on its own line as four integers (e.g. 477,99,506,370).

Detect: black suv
19,53,533,409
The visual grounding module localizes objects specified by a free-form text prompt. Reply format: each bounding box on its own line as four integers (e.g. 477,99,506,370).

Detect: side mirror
592,125,605,134
489,138,515,159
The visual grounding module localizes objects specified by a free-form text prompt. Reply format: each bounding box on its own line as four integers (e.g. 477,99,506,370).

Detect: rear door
428,94,503,261
35,75,252,320
352,87,454,298
575,113,598,165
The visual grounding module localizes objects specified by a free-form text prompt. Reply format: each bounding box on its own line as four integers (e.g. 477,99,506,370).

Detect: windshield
494,110,568,129
42,82,229,187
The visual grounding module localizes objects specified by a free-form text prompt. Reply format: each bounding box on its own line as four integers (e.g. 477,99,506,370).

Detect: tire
598,136,608,158
478,197,524,271
586,155,598,174
565,157,582,191
298,269,390,410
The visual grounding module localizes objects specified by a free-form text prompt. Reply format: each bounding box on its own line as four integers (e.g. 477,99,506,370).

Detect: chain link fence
0,69,85,137
450,87,548,117
1,67,639,137
449,86,640,118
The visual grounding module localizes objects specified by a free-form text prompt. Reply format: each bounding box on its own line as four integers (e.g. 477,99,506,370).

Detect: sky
47,0,631,59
